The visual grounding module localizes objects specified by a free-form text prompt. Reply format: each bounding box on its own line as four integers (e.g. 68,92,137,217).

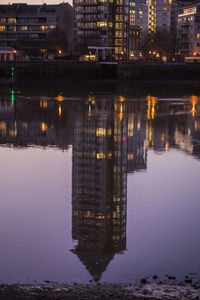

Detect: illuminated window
115,38,122,45
20,26,28,31
40,25,49,31
0,18,6,23
197,33,200,39
97,22,107,27
8,18,16,24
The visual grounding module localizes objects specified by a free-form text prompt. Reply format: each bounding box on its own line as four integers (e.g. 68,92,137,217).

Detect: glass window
0,18,6,23
8,18,17,24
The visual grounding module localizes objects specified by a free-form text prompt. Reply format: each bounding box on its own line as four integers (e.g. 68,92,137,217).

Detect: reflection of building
0,93,73,149
127,101,147,172
72,96,127,282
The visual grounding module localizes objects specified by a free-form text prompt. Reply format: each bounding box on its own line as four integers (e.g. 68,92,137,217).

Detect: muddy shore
0,281,200,300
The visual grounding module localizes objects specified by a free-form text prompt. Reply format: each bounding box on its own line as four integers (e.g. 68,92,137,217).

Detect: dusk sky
0,0,72,5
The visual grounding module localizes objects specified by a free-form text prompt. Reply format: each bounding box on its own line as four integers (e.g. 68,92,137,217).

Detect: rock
184,279,192,284
153,275,158,280
168,276,176,280
140,278,147,284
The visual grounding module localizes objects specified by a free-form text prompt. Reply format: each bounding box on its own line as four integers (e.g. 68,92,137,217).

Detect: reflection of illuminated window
0,122,6,135
40,122,48,131
107,152,112,159
128,153,133,160
96,128,106,136
22,122,28,129
0,26,6,31
40,99,48,108
96,151,105,159
9,129,17,136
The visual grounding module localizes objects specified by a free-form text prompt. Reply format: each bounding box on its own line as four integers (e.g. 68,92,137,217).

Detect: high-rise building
73,0,129,60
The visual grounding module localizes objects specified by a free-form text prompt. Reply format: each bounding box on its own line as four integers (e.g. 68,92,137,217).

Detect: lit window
97,22,107,27
8,18,16,24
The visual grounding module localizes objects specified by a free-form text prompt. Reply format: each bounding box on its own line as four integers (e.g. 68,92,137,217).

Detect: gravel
0,281,199,300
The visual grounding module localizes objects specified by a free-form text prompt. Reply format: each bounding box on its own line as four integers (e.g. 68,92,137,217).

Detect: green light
11,90,15,106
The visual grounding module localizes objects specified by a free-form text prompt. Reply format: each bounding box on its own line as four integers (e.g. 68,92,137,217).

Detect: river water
0,83,200,284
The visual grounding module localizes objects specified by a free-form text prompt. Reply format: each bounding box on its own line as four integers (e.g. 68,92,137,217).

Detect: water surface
0,84,200,284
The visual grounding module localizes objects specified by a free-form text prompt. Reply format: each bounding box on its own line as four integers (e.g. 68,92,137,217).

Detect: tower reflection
72,96,127,282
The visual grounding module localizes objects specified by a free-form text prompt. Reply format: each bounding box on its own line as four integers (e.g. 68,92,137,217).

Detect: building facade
73,0,129,60
177,1,200,57
0,3,73,56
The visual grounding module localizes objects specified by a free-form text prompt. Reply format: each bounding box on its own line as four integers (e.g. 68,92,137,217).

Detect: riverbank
1,61,200,82
0,281,200,300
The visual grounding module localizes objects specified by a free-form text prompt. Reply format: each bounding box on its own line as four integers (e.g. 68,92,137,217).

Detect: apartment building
0,3,73,55
73,0,129,60
177,1,200,57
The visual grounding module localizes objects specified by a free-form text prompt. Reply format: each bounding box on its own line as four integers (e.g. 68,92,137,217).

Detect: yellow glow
119,103,124,120
107,152,112,159
137,120,141,130
40,122,48,131
22,122,28,129
165,142,169,151
55,94,66,102
40,99,48,108
119,96,125,102
58,104,62,117
96,128,106,136
96,151,105,159
58,49,62,55
190,95,198,117
128,153,133,160
97,21,107,27
0,122,6,135
146,95,157,120
107,128,112,136
88,104,91,117
162,56,167,62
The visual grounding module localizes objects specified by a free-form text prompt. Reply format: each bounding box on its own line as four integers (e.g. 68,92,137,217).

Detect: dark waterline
0,83,200,284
